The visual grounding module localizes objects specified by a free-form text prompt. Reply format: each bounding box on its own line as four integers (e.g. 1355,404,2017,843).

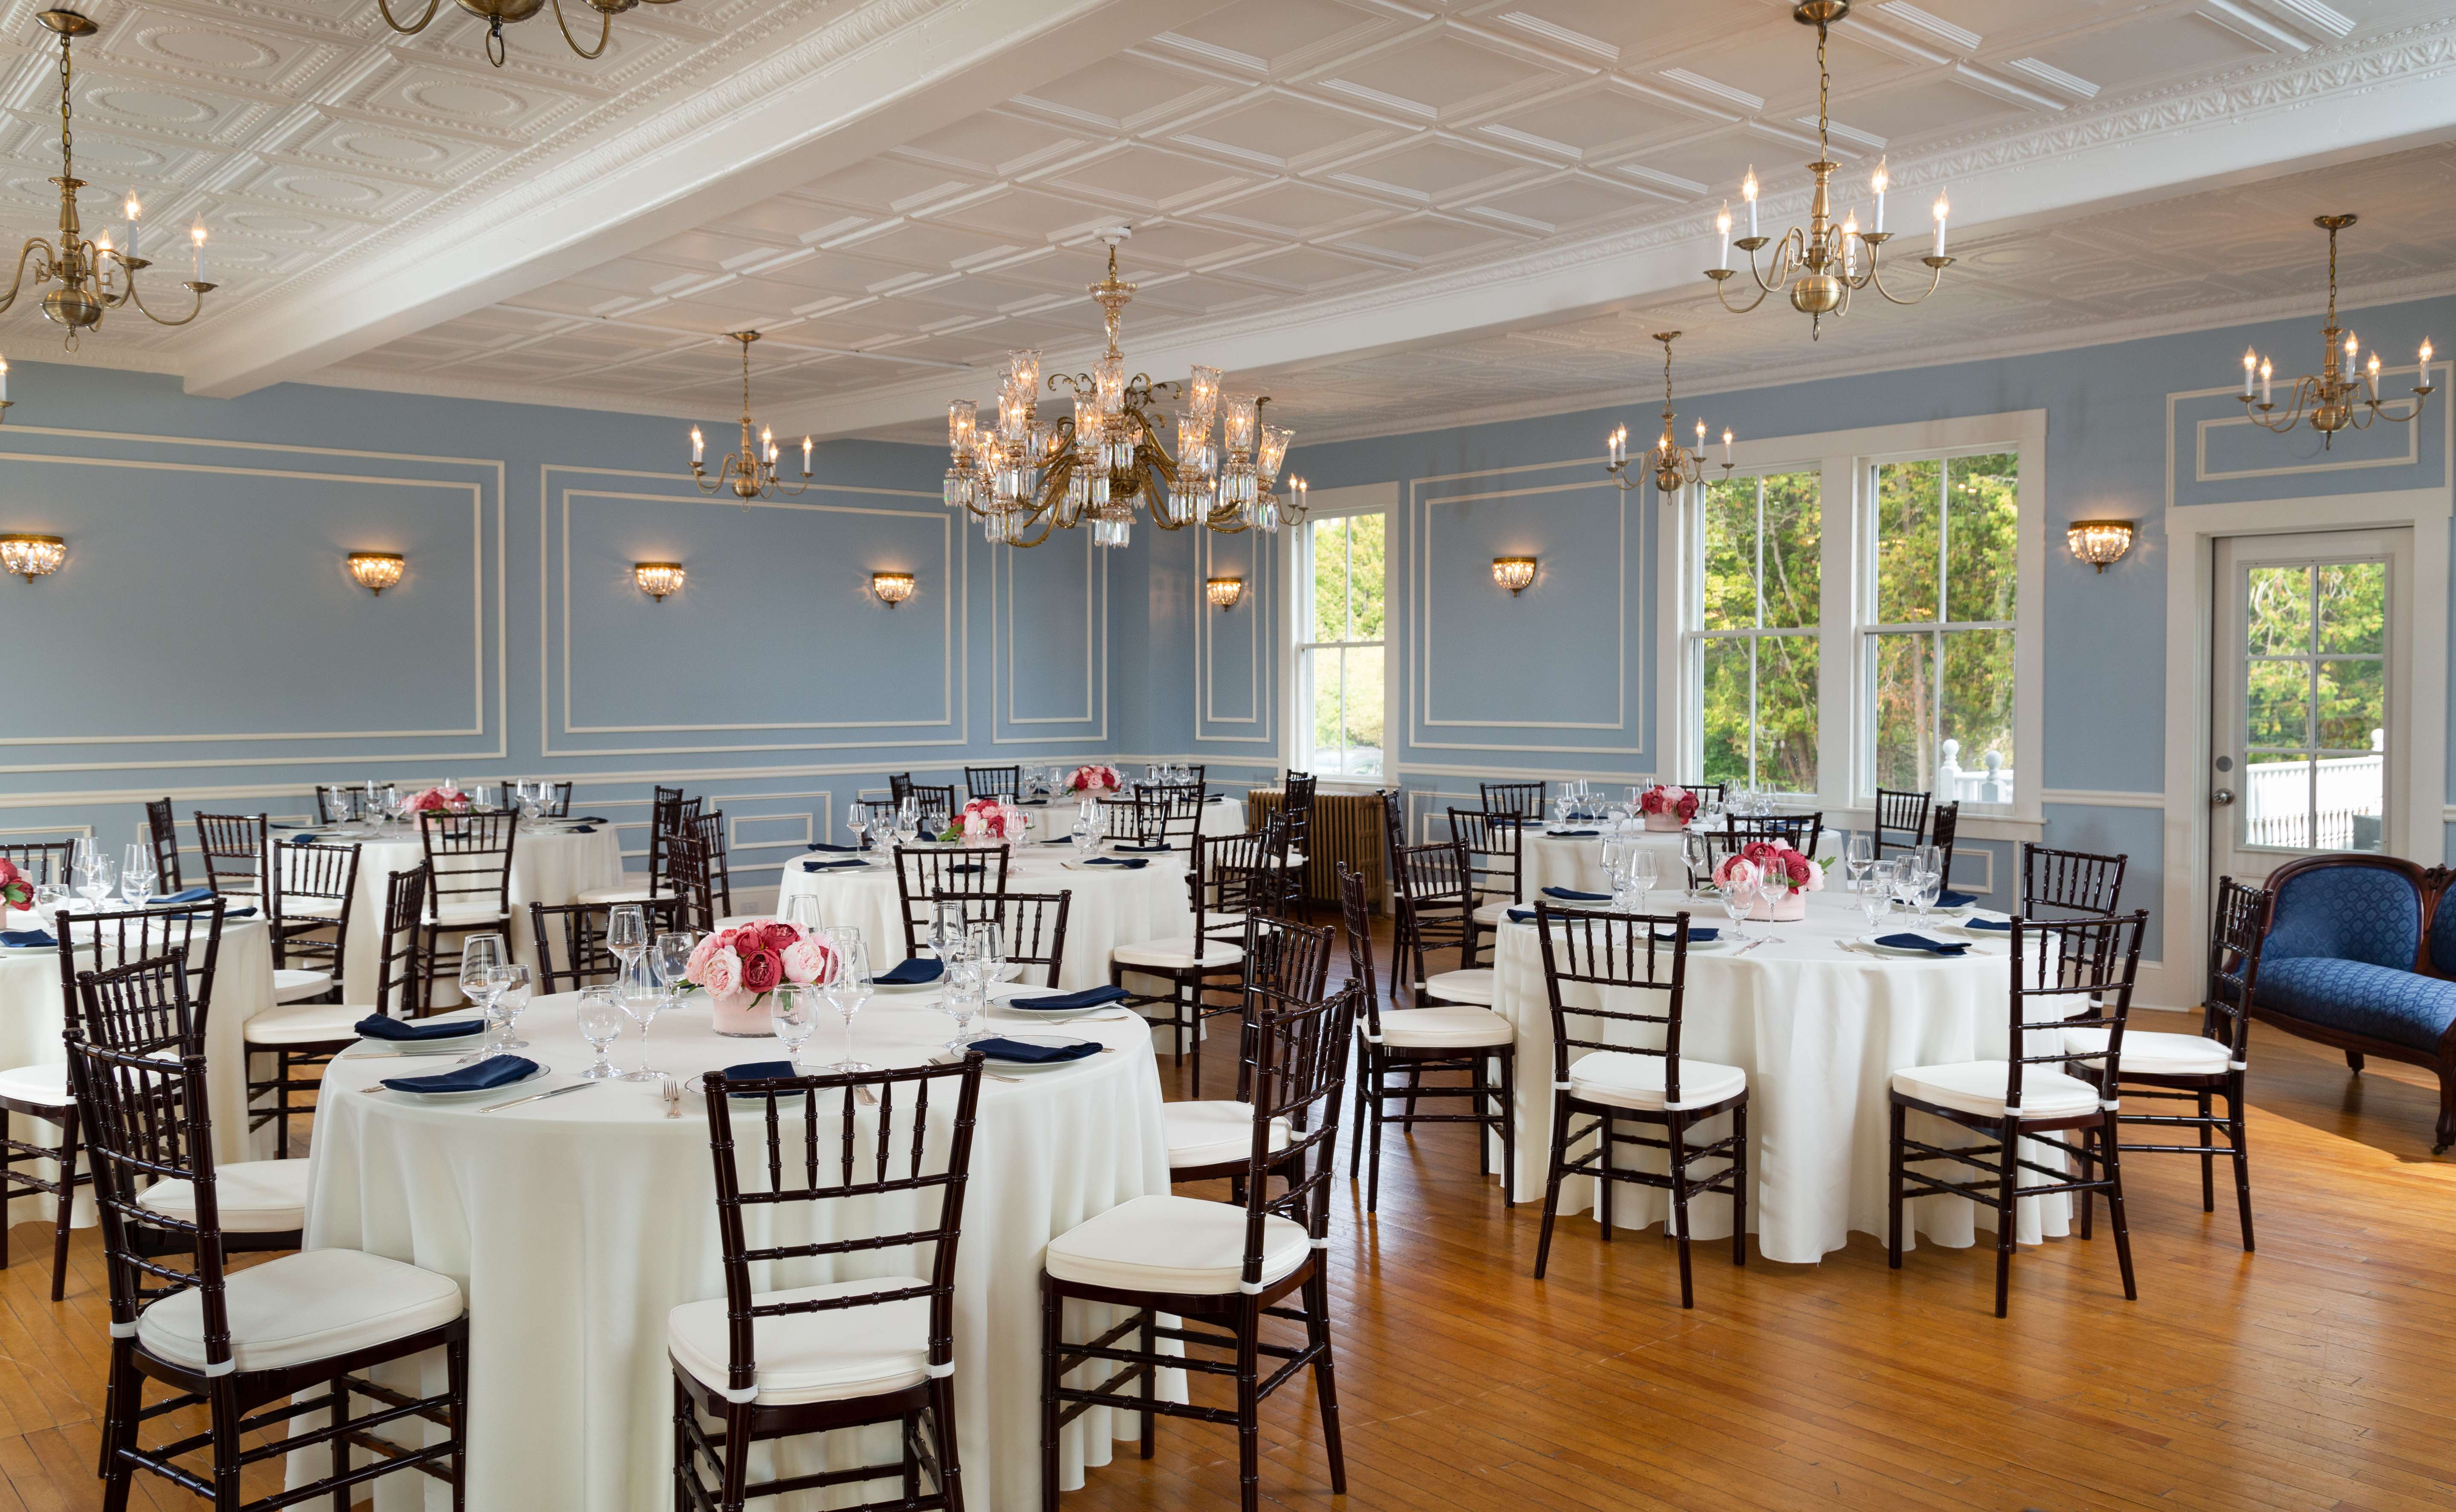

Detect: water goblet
894,800,920,847
32,880,66,918
119,843,157,907
1915,865,1943,924
1598,833,1628,898
606,903,648,981
1628,851,1660,913
650,929,695,1009
823,935,873,1072
475,963,532,1057
75,851,115,912
617,961,669,1081
783,893,823,933
942,973,985,1051
574,988,625,1080
1718,865,1755,940
1846,834,1875,894
970,920,1015,993
771,983,819,1072
1679,831,1711,896
846,801,869,851
458,930,508,1011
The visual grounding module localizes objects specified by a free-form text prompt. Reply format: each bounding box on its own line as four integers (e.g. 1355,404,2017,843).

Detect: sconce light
634,561,685,602
2066,520,2134,574
346,551,404,596
1205,576,1245,611
1492,556,1537,595
0,533,64,583
872,571,915,607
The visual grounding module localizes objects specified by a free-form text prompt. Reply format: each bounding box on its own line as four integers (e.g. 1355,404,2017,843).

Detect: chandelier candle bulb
2367,353,2381,400
191,224,204,284
3,357,11,403
1743,167,1758,239
801,436,812,475
690,427,703,464
123,194,139,260
2243,348,2257,397
1724,429,1735,465
1716,203,1732,271
1932,192,1949,258
1841,210,1859,276
1871,158,1887,232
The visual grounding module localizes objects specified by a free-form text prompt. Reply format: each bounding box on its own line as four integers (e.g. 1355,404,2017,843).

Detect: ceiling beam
178,0,1234,399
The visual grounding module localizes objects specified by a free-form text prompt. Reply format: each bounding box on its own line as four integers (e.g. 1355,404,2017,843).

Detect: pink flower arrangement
0,859,30,911
408,786,469,814
1638,784,1699,822
1065,764,1122,795
686,919,835,1019
959,797,1027,842
1714,841,1823,894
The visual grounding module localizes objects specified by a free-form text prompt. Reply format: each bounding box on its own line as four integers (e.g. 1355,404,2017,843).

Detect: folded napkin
569,815,610,826
222,907,258,920
356,1014,481,1042
1113,843,1172,854
1507,908,1541,924
713,1060,798,1083
1939,889,1980,909
1542,886,1614,903
149,886,215,906
380,1055,536,1095
1962,917,2012,932
806,842,860,853
1544,828,1600,838
1874,933,1968,956
0,929,56,949
286,833,327,846
564,825,598,834
802,857,869,872
874,957,944,986
968,1036,1099,1065
1073,857,1148,869
1010,985,1130,1012
1652,926,1720,943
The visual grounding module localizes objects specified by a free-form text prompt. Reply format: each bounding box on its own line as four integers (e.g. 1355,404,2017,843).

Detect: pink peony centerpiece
1637,784,1698,831
1713,841,1824,921
686,919,837,1037
1065,764,1122,796
407,785,470,815
0,858,30,912
956,797,1027,845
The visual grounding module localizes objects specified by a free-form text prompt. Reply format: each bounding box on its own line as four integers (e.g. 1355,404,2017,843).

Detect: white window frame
1286,494,1392,788
1654,410,2047,840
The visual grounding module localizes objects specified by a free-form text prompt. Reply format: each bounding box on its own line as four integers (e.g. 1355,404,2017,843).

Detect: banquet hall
1,0,2454,1508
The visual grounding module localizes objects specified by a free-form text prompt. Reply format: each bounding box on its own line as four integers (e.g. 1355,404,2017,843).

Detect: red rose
1674,794,1698,821
1742,841,1778,866
757,922,798,953
1783,852,1811,885
739,950,782,994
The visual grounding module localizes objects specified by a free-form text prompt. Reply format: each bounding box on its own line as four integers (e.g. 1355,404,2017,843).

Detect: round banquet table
289,821,624,1002
2,910,278,1225
1518,824,1698,897
772,846,1193,991
1487,890,2081,1263
302,990,1173,1511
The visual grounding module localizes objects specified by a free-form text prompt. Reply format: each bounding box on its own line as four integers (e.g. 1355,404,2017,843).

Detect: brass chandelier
0,10,214,362
377,0,678,68
1705,0,1951,339
1606,332,1735,498
689,332,812,501
2237,214,2434,449
941,230,1303,550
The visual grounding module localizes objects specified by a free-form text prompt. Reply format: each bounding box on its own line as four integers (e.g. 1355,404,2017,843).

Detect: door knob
2212,787,2236,806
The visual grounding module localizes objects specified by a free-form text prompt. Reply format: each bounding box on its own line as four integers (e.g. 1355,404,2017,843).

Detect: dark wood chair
1480,780,1547,821
1873,786,1932,857
1531,905,1746,1304
1096,792,1164,845
964,764,1022,802
71,988,469,1511
1111,830,1272,1097
1040,982,1354,1512
1725,811,1823,858
930,888,1072,988
1,837,76,888
1392,838,1491,1010
889,775,958,833
192,811,270,906
893,844,1011,961
579,786,695,906
1271,771,1318,919
678,1057,983,1512
664,832,719,934
1164,915,1337,1185
2021,843,2128,918
1448,806,1523,966
1679,781,1727,810
1150,782,1209,852
1343,865,1516,1214
1929,800,1964,898
243,865,426,1157
268,838,360,1006
538,780,576,818
144,798,183,893
1376,786,1408,958
528,896,686,994
1889,910,2149,1316
417,807,518,1008
686,808,736,920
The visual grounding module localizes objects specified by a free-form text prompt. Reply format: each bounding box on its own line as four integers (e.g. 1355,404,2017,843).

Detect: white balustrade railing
1934,740,2015,806
2243,750,2384,850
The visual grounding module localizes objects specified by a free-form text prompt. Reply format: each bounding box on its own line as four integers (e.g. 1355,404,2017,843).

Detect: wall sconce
872,571,915,607
0,533,64,583
2066,520,2135,574
1205,576,1245,611
634,561,685,602
1492,556,1537,595
346,551,404,596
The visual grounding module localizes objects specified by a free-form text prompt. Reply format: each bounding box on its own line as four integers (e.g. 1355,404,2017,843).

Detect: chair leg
49,1105,78,1303
448,1332,468,1511
1304,1264,1346,1495
1235,1299,1262,1512
1993,1117,2019,1318
1403,1063,1422,1128
2197,1088,2216,1213
1730,1099,1749,1269
1887,1098,1906,1270
672,1377,695,1512
1667,1109,1694,1309
1185,979,1203,1096
1596,1109,1613,1241
99,1346,137,1512
1497,1047,1518,1211
717,1402,753,1512
2102,1113,2139,1302
1137,1310,1156,1460
1533,1094,1567,1280
2077,1118,2097,1240
2229,1073,2256,1252
1473,1054,1490,1179
932,1373,967,1512
1365,1063,1385,1214
1348,1046,1367,1183
2346,1050,2365,1074
330,1376,350,1512
1039,1278,1062,1512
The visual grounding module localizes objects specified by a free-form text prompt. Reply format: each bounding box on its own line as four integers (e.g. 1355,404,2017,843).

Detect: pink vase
1643,814,1682,831
1747,890,1807,922
708,990,774,1039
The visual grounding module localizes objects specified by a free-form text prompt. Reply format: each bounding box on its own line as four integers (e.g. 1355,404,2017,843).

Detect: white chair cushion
2062,1027,2233,1076
423,901,506,927
279,896,346,919
244,1001,368,1046
1472,900,1514,926
1420,968,1495,1005
1164,1101,1289,1169
271,969,334,1004
1377,1005,1514,1049
136,1247,461,1374
1110,937,1245,971
1045,1193,1310,1296
576,883,657,905
0,1063,71,1107
667,1276,932,1407
137,1159,310,1234
1567,1051,1746,1112
1892,1061,2102,1121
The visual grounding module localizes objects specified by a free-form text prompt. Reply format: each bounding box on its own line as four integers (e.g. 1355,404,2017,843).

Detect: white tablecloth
303,990,1172,1510
2,913,277,1226
1518,826,1696,897
1488,889,2080,1264
772,847,1194,990
1004,793,1241,845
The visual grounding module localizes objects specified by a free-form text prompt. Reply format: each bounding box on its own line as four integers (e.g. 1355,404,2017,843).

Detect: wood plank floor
6,929,2453,1510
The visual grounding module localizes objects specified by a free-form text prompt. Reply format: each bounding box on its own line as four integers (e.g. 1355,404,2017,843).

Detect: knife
478,1081,602,1114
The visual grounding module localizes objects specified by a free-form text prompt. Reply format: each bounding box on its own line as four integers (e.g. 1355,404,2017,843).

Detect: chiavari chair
1040,982,1354,1512
243,866,427,1158
666,832,720,934
1448,806,1523,965
538,779,576,817
1151,782,1209,852
1392,838,1492,1010
1889,910,2149,1316
71,989,469,1511
678,1057,984,1512
930,887,1072,988
417,806,517,1008
1531,905,1746,1303
144,797,184,892
528,897,685,994
892,844,1010,960
2022,842,2129,918
890,774,959,833
267,838,360,1006
1111,830,1271,1096
1480,780,1547,822
1271,771,1317,919
1873,786,1932,858
964,764,1022,803
4,901,226,1300
686,808,736,919
1723,811,1823,858
1164,915,1336,1185
310,784,359,825
193,810,270,907
1376,787,1409,960
1929,800,1964,899
1093,791,1164,845
2074,879,2265,1251
578,786,697,906
1342,865,1516,1213
0,837,75,886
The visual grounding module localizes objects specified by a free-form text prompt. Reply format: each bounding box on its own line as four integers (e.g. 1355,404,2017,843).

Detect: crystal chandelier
2237,215,2435,449
1605,332,1735,497
1705,0,1952,339
377,0,678,68
941,230,1303,550
0,11,214,359
689,332,812,501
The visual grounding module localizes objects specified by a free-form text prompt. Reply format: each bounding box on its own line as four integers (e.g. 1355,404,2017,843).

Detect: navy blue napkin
1652,926,1720,942
714,1060,797,1083
380,1055,537,1095
1544,828,1600,838
223,907,258,920
802,857,868,872
0,929,56,949
1113,843,1171,853
1080,857,1149,869
149,887,214,906
1939,889,1980,909
1962,917,2011,932
875,957,944,985
565,825,598,833
287,833,327,846
570,816,610,826
1874,933,1968,956
356,1015,481,1042
1507,908,1541,924
807,843,859,853
969,1036,1099,1065
1011,985,1130,1012
1542,886,1613,903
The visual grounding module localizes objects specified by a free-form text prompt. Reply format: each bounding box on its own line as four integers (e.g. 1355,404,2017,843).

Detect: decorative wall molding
2039,788,2169,809
991,528,1108,744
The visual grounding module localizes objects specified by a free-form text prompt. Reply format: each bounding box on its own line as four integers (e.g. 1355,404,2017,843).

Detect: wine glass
1914,863,1943,924
1598,833,1627,901
783,892,824,933
119,843,157,907
970,920,1015,994
893,800,920,847
481,963,532,1057
606,904,648,981
823,931,873,1072
846,801,869,851
1628,851,1659,913
1846,834,1875,894
1679,831,1711,895
458,932,509,1028
927,899,966,962
942,972,984,1051
772,983,819,1072
617,959,668,1081
75,849,115,912
1860,861,1893,932
574,987,625,1079
1718,863,1755,940
1888,857,1920,924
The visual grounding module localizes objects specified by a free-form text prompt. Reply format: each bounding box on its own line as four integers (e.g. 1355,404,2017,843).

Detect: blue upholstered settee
2250,854,2456,1152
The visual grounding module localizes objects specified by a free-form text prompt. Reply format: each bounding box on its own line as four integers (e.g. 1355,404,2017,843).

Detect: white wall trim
2040,788,2169,808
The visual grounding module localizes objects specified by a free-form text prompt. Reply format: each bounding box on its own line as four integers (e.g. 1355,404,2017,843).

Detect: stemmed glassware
1861,859,1895,931
457,933,511,1050
823,929,873,1072
1628,851,1659,914
941,970,984,1052
606,904,648,983
616,958,668,1081
893,799,921,848
1598,833,1628,902
119,843,157,907
574,987,625,1079
650,929,695,1008
1719,865,1754,941
927,899,966,962
1846,834,1874,893
1888,857,1920,926
970,921,1015,995
783,893,824,933
73,843,114,912
772,983,819,1072
1680,831,1711,897
475,963,532,1057
1071,802,1101,860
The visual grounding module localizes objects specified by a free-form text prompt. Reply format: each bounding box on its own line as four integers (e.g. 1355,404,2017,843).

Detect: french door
2210,529,2410,883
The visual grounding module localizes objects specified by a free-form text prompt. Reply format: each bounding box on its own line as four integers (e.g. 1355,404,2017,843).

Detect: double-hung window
1292,511,1386,779
1864,451,2019,807
1691,469,1822,795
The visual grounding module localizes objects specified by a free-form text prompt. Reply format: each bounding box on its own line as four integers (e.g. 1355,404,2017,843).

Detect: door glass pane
1760,472,1820,629
1758,634,1819,793
1944,453,2018,623
2244,753,2312,849
1940,627,2015,801
1700,477,1755,632
2245,565,2311,655
2245,660,2311,749
2316,658,2384,751
1874,459,1941,624
2321,747,2385,852
1699,638,1752,788
2315,561,2384,654
1870,630,1934,790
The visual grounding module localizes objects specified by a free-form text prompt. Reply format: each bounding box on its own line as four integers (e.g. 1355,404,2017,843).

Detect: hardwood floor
6,930,2453,1510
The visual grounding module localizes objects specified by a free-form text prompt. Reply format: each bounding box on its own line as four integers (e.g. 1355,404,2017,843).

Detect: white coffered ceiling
8,0,2456,443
